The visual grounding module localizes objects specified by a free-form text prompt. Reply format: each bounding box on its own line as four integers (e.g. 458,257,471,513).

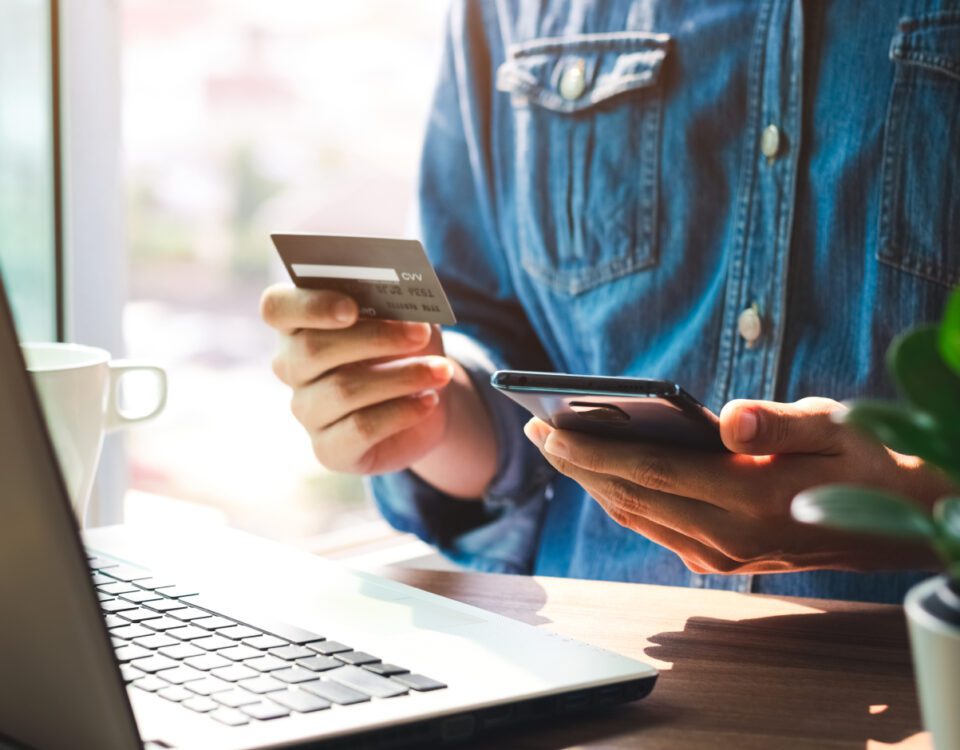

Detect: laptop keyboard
87,553,447,728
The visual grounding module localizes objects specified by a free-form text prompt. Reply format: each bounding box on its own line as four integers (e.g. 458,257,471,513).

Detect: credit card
271,234,457,325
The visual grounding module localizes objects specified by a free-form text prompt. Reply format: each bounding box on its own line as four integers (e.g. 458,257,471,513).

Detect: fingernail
543,432,569,458
404,321,431,343
333,298,356,323
523,420,549,447
429,359,454,381
736,409,758,443
419,390,439,408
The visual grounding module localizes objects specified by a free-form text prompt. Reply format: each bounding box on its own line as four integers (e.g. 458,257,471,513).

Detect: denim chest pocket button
878,11,960,288
496,31,672,296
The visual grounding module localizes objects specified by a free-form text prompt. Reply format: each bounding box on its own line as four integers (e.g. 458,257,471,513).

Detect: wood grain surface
379,568,931,750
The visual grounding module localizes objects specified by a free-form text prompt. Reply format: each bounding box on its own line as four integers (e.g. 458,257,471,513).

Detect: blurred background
122,0,448,546
0,0,449,560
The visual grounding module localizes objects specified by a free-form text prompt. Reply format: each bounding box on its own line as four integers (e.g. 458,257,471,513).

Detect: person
261,1,960,603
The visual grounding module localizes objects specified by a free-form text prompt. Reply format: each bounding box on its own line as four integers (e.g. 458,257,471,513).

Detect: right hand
261,284,456,475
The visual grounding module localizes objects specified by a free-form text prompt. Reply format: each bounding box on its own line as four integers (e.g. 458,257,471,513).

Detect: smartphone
491,370,726,452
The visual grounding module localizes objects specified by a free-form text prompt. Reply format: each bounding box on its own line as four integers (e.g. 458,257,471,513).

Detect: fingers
274,319,434,387
311,391,444,474
719,397,848,456
260,284,359,333
291,356,454,431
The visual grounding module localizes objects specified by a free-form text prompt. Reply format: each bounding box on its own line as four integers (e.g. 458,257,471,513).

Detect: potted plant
791,288,960,750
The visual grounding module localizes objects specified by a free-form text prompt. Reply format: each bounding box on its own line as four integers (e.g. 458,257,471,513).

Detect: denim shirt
370,0,960,603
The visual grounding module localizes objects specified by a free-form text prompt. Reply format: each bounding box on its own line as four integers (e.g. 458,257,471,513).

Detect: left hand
524,397,949,574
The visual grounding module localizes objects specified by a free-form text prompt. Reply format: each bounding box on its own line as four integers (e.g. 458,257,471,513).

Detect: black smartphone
491,370,725,452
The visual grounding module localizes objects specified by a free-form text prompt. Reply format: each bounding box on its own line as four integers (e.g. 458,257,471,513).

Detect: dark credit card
271,233,456,325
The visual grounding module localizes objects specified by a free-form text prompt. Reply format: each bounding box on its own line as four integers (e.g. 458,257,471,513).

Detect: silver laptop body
0,273,657,750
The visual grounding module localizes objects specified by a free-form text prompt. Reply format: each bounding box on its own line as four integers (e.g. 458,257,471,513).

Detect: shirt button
737,303,762,347
559,61,586,101
761,124,781,161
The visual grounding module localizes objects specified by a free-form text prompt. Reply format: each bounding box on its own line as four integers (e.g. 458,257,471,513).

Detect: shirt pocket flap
496,31,672,114
890,13,960,82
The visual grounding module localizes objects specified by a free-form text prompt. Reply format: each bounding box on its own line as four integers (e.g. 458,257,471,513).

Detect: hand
261,284,455,475
524,397,948,574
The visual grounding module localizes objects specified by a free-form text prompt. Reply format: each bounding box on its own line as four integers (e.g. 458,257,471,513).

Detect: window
0,0,59,341
121,1,448,545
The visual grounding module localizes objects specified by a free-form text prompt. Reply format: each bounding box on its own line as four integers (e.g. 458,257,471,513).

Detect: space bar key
188,594,324,644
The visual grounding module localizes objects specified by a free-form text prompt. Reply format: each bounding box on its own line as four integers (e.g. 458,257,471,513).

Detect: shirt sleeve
367,1,555,574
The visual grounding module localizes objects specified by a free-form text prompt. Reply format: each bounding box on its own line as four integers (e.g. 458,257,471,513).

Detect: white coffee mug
21,342,168,525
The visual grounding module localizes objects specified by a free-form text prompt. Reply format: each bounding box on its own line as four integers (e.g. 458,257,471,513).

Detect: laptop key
134,578,175,591
270,689,331,713
238,676,287,695
119,664,144,683
130,655,178,674
296,655,341,672
118,608,162,623
211,664,259,683
143,599,187,614
158,585,198,598
213,689,259,709
329,666,408,698
87,556,119,570
105,615,127,629
104,564,152,582
391,673,447,692
192,615,231,629
243,634,287,650
269,645,314,661
301,680,369,706
364,663,410,677
120,590,163,604
101,599,138,613
182,653,231,671
134,634,179,650
145,617,186,632
185,677,233,696
97,592,113,602
240,702,290,721
99,581,137,595
273,667,321,685
158,686,193,703
111,624,153,640
92,572,114,586
209,708,250,727
168,625,210,641
220,625,260,640
158,666,205,685
219,645,262,662
111,637,130,649
159,643,205,660
168,607,209,622
244,655,289,673
307,640,350,655
335,651,380,666
115,645,152,663
195,635,235,651
182,696,219,713
132,675,169,693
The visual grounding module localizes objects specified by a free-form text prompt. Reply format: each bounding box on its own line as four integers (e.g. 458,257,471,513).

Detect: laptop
0,272,657,750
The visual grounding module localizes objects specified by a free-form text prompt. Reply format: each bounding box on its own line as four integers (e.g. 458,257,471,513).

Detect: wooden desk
380,568,931,750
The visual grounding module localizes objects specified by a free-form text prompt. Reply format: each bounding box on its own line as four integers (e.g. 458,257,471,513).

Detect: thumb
719,397,848,456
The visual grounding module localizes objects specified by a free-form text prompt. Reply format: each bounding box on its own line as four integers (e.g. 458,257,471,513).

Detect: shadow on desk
462,607,921,750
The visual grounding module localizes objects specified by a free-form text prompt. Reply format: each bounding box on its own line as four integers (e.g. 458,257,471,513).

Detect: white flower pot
904,575,960,750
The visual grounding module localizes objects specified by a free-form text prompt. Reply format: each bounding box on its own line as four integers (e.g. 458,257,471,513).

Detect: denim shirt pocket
497,32,671,296
878,11,960,288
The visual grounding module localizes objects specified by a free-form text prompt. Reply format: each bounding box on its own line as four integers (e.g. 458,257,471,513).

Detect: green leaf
840,400,959,469
934,497,960,545
940,289,960,377
887,325,960,437
791,485,936,539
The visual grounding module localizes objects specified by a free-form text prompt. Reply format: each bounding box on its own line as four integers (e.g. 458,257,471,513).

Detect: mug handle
105,360,168,432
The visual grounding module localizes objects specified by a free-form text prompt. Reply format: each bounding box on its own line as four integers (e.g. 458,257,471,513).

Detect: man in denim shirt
262,1,960,603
